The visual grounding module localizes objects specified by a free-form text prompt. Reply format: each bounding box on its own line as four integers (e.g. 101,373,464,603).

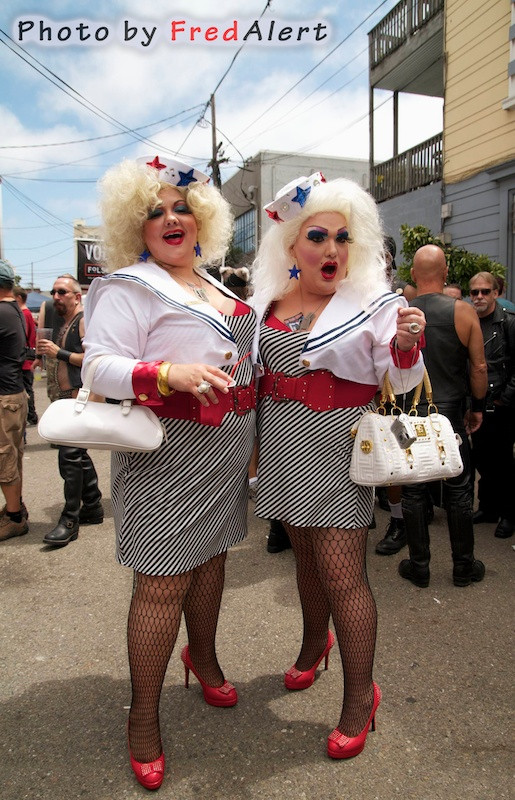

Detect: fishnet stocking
127,553,227,763
285,523,377,738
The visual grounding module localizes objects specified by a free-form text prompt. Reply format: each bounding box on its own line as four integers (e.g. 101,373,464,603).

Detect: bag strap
379,369,438,415
75,355,132,416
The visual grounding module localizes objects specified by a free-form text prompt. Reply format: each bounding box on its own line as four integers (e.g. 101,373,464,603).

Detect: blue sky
0,0,443,288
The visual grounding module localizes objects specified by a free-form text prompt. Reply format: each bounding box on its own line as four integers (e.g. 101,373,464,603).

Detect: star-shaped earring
139,249,151,262
289,265,301,280
194,242,202,257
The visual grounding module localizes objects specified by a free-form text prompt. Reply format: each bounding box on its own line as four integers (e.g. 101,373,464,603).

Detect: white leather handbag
349,370,463,487
38,355,164,452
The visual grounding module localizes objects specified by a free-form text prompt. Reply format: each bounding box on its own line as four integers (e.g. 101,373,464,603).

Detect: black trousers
402,403,475,571
22,369,37,423
471,405,515,522
57,446,102,523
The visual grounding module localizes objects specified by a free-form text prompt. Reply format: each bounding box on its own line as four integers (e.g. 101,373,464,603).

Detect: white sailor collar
98,262,247,344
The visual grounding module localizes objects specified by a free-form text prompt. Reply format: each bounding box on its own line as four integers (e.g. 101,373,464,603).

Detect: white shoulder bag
349,370,463,486
38,355,164,452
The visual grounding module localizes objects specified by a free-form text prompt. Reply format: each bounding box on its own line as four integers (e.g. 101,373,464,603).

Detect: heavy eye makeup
306,227,350,243
147,202,192,220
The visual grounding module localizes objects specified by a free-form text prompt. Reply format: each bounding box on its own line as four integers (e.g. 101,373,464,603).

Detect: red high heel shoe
284,630,335,690
327,682,382,759
127,724,165,790
180,645,238,707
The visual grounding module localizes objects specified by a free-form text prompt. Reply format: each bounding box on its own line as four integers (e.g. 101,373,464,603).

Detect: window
234,209,255,254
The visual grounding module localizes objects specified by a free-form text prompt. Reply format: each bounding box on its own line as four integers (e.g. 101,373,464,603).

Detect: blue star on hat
177,169,197,187
292,185,311,207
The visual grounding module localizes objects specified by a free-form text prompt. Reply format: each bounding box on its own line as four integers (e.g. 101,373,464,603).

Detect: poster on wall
76,239,107,287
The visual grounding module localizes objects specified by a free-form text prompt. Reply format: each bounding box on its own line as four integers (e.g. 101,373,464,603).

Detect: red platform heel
284,630,335,690
180,644,238,707
327,682,382,759
127,724,165,790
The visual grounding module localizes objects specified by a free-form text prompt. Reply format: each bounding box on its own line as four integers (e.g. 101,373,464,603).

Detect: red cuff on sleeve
132,361,165,407
389,334,425,369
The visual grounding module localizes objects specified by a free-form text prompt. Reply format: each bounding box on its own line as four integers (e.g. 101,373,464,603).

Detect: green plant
397,224,505,292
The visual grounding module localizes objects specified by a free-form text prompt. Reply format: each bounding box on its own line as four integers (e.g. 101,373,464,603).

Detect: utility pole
210,94,222,190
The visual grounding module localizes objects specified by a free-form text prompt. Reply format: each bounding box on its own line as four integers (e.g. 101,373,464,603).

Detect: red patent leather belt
258,369,376,412
156,383,255,427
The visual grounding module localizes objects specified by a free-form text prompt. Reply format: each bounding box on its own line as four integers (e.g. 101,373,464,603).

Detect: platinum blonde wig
99,159,233,271
252,177,389,307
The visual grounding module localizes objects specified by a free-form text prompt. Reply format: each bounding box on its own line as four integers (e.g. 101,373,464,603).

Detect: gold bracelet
156,361,175,397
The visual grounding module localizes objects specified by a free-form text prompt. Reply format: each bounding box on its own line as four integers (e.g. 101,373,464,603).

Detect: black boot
267,519,291,553
43,446,84,547
375,517,406,555
448,499,485,587
43,516,79,547
400,489,431,586
79,452,103,524
398,559,430,587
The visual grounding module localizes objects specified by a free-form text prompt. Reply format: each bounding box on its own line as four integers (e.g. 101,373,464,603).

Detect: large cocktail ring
408,321,422,334
197,380,212,394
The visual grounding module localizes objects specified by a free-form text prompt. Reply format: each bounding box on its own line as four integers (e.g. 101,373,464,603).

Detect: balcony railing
371,133,442,201
369,0,444,68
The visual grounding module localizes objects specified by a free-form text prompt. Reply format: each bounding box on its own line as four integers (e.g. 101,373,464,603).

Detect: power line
0,28,189,157
231,0,390,141
0,105,206,149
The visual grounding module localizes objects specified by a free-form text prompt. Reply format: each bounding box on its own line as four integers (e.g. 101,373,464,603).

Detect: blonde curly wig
99,159,233,271
251,177,389,308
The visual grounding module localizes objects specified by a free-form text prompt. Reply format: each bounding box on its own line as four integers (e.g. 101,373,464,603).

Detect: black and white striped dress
111,307,256,576
255,317,374,529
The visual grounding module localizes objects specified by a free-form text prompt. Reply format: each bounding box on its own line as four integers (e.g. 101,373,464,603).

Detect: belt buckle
271,374,294,402
234,385,255,416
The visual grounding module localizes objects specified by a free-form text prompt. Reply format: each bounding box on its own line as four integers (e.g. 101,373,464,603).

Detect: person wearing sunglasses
36,275,104,547
469,272,515,538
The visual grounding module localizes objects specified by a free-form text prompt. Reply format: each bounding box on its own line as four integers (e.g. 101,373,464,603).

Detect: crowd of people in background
1,163,514,791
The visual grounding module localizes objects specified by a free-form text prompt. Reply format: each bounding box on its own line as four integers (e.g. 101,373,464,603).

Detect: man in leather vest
399,245,487,587
469,271,515,538
36,275,103,547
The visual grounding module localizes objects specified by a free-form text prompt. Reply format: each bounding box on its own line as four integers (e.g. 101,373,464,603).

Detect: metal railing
369,0,444,68
370,133,442,201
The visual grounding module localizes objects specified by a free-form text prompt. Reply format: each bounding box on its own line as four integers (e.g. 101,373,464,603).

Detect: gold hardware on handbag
349,370,463,486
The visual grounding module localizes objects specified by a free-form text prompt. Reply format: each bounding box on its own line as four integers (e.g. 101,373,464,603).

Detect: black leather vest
410,293,469,405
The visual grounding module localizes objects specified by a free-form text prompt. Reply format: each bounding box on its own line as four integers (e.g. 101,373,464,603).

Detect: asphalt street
1,378,513,800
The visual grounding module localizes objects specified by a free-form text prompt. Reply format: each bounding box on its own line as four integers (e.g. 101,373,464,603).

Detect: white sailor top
252,282,424,395
82,262,258,401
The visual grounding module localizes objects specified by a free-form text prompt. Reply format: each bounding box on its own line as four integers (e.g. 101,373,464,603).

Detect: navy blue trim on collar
107,272,236,343
303,292,398,354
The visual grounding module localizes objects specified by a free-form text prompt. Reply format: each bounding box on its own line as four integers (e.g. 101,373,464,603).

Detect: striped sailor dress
111,303,256,576
255,311,376,529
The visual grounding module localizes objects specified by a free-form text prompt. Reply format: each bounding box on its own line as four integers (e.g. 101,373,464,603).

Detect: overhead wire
231,0,391,141
0,105,206,149
0,28,191,156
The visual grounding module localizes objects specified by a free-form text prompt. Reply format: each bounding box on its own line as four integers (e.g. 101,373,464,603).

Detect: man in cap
0,260,29,541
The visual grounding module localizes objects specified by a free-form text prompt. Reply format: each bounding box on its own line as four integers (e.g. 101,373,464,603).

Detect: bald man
398,245,487,587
